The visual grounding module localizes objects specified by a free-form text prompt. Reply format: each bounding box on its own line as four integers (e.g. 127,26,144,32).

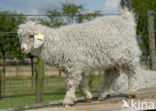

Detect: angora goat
18,9,142,106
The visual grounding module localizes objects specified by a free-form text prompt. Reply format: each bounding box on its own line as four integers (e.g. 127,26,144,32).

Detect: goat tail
121,8,136,27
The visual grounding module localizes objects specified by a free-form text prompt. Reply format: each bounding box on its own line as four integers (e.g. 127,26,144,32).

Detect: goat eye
29,35,34,38
28,35,34,42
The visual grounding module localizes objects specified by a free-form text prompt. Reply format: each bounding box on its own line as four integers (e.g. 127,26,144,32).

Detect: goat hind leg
98,68,120,101
123,65,139,99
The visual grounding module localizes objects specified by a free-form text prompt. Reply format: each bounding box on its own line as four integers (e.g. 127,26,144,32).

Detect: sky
0,0,121,14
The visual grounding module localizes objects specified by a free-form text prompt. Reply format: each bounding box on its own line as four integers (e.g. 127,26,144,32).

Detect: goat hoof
65,104,71,107
98,97,104,101
128,94,136,99
86,98,92,103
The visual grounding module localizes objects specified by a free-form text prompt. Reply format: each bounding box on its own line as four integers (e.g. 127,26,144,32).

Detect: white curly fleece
18,8,147,105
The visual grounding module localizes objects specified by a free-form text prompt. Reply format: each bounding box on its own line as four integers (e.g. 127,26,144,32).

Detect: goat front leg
79,73,92,103
63,72,82,107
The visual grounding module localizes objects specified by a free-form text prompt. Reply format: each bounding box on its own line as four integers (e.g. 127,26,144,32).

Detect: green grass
0,94,65,109
0,75,103,109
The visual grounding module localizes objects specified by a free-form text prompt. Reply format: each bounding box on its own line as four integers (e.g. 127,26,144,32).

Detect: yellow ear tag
35,34,44,40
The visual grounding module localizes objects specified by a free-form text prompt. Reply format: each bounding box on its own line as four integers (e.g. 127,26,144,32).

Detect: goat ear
33,34,44,48
34,21,42,25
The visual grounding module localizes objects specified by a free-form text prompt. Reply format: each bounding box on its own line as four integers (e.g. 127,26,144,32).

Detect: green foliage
131,0,156,55
41,3,101,28
121,0,156,55
0,11,26,59
120,0,132,10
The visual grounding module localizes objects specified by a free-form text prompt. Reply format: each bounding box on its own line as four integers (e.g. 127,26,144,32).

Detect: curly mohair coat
18,8,142,105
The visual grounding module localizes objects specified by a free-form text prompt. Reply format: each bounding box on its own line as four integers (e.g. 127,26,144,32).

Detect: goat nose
21,47,25,52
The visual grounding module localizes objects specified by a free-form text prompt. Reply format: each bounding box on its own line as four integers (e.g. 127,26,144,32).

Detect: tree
120,0,156,55
131,0,156,55
0,11,26,59
40,3,101,28
120,0,132,10
0,11,26,94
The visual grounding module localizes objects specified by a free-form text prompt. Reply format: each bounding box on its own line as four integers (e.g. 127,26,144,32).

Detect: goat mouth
22,49,29,54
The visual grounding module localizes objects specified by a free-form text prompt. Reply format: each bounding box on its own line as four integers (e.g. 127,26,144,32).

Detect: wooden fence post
58,69,62,77
88,71,95,88
30,55,35,90
2,50,6,94
147,10,156,70
36,57,45,103
0,70,2,100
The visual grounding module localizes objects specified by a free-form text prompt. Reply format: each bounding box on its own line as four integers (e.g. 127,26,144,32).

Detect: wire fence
2,13,121,16
0,36,104,109
0,13,153,110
